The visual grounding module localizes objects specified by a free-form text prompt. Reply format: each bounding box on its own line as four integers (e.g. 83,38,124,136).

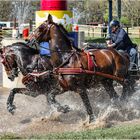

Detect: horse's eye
39,25,44,30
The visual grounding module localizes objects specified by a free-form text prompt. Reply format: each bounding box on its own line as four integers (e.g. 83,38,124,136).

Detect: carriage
84,42,140,80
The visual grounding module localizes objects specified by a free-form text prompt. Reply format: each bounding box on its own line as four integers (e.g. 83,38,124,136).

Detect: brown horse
27,14,131,123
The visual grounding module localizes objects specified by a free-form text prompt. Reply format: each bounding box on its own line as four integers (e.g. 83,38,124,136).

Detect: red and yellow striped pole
36,0,73,32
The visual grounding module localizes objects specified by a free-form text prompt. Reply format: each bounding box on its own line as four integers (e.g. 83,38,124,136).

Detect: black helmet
110,20,120,27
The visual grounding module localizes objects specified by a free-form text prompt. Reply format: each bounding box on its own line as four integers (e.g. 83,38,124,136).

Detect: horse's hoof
89,114,96,123
57,105,70,113
7,104,16,114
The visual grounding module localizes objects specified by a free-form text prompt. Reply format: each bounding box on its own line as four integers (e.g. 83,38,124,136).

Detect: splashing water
53,84,140,125
88,85,140,125
1,83,140,135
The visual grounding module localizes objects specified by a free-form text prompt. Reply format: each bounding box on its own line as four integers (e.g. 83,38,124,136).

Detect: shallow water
0,82,140,136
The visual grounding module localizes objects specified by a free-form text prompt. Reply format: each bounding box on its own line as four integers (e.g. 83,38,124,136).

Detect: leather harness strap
54,68,124,82
85,51,97,70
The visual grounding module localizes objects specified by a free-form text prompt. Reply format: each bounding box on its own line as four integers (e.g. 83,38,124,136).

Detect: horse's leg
129,78,136,92
121,77,136,100
101,79,119,101
47,89,70,113
78,88,96,123
121,83,129,100
7,88,35,113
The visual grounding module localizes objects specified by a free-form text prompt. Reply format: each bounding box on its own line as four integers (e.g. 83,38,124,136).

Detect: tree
8,0,39,28
121,0,140,26
120,16,130,26
0,1,12,21
68,0,108,24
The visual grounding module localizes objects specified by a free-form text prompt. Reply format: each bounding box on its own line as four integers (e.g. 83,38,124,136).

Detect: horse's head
29,14,54,43
28,14,74,67
0,46,19,81
28,14,72,49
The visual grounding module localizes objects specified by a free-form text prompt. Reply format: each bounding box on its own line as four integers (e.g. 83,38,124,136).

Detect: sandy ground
0,88,89,136
0,82,140,137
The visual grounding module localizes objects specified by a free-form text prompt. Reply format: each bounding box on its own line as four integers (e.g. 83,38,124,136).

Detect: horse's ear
48,14,53,23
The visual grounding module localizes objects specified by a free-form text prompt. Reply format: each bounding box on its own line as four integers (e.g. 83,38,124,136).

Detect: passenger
106,20,137,70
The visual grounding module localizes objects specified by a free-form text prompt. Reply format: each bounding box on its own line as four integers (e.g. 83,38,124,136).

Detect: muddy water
0,82,140,137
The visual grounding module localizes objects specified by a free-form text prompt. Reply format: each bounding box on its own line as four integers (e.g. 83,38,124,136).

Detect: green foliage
120,17,130,26
131,38,140,46
103,9,109,23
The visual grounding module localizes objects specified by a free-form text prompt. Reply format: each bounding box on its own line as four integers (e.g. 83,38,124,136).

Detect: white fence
78,25,140,38
1,25,140,39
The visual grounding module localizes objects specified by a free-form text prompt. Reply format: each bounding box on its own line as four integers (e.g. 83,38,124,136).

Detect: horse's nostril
8,76,14,81
8,77,11,80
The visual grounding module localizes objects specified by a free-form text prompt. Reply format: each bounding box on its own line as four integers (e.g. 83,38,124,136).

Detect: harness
25,22,126,83
28,49,125,83
1,48,15,72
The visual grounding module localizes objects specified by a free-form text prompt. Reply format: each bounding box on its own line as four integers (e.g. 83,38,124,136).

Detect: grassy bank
132,38,140,46
0,124,140,139
85,37,140,46
31,124,140,139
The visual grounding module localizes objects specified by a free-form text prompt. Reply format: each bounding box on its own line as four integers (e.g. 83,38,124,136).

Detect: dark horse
26,14,131,123
0,43,61,113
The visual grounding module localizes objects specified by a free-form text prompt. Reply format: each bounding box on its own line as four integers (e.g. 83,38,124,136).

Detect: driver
106,20,137,70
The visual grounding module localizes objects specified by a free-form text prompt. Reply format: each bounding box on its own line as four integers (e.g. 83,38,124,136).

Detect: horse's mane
58,24,69,35
12,42,39,54
55,23,71,43
56,23,81,52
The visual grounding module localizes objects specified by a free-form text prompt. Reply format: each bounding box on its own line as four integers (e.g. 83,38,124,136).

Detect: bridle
29,21,54,45
1,48,19,79
28,21,74,52
1,54,15,71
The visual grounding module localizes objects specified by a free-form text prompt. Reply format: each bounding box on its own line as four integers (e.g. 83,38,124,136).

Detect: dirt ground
0,82,140,137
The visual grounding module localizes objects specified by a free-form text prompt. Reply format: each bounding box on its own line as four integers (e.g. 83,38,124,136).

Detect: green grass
0,133,22,139
85,37,106,43
1,124,140,139
30,124,140,139
131,38,140,46
85,37,140,46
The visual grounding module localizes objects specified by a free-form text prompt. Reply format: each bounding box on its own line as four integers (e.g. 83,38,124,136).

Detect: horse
0,42,65,113
26,14,132,123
